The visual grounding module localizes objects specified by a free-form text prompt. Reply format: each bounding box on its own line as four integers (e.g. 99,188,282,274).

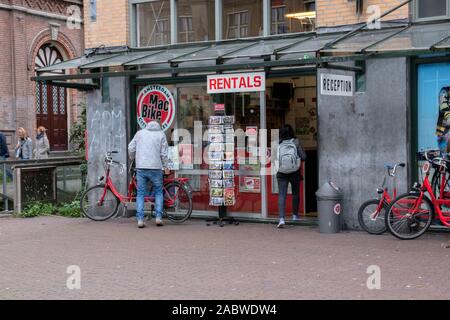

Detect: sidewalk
0,215,449,300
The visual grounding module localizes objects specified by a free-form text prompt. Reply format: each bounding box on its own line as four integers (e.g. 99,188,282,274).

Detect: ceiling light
285,11,316,20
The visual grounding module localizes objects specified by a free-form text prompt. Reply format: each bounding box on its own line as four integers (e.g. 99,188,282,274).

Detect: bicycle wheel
386,193,434,240
163,181,192,223
80,184,119,221
357,199,387,235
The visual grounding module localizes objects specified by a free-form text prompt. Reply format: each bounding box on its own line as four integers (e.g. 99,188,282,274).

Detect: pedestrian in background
0,132,9,160
0,132,13,179
276,124,307,228
34,126,50,159
15,127,33,160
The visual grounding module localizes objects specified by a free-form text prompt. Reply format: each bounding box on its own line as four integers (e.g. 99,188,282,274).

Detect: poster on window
136,84,175,131
167,146,179,171
179,144,193,169
240,176,261,193
417,63,450,153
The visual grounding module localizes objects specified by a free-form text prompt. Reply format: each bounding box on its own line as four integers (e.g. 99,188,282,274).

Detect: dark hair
280,124,295,141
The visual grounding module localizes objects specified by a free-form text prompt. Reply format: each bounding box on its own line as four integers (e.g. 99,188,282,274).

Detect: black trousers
277,171,301,219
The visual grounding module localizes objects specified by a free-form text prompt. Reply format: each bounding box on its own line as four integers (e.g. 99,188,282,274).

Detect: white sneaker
292,215,300,221
155,218,164,227
277,218,285,228
137,219,146,228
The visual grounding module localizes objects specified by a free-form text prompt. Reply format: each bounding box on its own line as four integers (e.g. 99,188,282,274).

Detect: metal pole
170,0,177,44
263,0,270,37
260,89,267,219
2,162,6,212
63,167,67,191
215,0,222,41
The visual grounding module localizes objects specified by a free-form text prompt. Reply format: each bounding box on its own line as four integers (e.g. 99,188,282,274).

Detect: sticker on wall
136,84,175,131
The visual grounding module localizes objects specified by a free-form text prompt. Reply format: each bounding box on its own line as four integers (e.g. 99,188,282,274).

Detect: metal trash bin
316,182,344,233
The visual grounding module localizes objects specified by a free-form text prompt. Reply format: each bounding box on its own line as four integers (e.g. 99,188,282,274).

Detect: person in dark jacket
0,132,13,179
0,132,9,160
276,124,307,228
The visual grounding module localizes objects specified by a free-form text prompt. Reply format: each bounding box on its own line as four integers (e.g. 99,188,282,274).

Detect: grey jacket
15,137,33,160
128,121,169,170
34,134,50,159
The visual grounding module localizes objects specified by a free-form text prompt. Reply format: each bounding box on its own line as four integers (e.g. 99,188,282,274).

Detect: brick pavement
0,215,450,300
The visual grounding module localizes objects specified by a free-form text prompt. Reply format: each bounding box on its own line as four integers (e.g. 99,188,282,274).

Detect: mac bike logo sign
137,85,175,131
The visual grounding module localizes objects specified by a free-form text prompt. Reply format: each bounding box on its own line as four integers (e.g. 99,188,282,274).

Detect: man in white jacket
128,121,170,228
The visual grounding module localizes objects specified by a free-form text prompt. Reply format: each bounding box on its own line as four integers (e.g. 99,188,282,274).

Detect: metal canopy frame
32,5,450,87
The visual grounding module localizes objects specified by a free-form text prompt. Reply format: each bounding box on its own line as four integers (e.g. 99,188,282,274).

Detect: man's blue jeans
136,169,163,221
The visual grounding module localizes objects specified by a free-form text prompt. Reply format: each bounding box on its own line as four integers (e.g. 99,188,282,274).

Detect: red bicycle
358,162,405,234
80,151,193,222
386,150,450,240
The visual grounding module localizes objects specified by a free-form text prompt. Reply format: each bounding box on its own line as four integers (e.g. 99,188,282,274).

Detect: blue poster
417,63,450,152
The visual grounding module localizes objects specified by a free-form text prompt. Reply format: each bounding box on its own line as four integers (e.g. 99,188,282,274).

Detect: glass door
175,85,263,216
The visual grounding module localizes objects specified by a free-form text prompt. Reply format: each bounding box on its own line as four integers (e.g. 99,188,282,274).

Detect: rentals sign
207,72,266,94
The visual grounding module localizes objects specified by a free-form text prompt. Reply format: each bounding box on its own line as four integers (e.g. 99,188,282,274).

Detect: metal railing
0,156,85,214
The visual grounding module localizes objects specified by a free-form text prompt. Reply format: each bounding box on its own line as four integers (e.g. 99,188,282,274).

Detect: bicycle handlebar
386,162,406,177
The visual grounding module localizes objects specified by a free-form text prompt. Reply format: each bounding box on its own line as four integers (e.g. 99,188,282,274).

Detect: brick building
317,0,409,27
0,0,84,153
82,0,410,50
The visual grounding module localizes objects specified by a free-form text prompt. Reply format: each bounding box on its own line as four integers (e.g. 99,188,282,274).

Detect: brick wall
83,0,129,49
317,0,410,28
0,0,84,151
0,10,13,132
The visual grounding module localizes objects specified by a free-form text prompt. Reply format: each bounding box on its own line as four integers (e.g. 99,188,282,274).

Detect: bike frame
410,171,450,227
98,161,190,208
371,171,399,220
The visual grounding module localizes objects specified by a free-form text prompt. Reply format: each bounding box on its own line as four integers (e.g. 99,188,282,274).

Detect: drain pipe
10,11,17,135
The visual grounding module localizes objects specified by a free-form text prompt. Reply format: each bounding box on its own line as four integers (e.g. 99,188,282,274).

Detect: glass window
136,1,171,47
223,0,262,39
177,0,215,43
417,0,448,19
271,0,315,35
365,22,450,52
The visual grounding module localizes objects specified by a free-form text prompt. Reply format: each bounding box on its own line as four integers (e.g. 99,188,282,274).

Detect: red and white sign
136,84,175,131
214,103,225,112
334,203,341,215
207,72,266,94
246,126,258,136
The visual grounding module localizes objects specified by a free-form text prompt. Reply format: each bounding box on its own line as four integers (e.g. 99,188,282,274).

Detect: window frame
130,0,316,46
271,5,287,35
414,0,450,22
226,10,250,39
130,0,173,47
178,15,194,43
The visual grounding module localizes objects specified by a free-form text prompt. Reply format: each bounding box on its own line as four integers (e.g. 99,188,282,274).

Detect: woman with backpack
276,124,307,228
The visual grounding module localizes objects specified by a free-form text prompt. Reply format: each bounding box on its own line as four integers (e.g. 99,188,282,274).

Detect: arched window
35,44,68,151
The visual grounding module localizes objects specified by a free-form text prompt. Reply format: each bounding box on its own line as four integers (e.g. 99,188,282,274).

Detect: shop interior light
285,11,316,20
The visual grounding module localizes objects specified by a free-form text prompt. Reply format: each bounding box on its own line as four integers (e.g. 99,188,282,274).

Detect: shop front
130,71,318,219
32,20,450,228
